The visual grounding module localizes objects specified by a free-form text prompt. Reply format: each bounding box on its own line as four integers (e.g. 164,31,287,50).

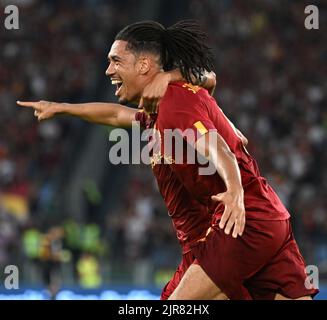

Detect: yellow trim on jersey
182,83,200,94
193,121,208,135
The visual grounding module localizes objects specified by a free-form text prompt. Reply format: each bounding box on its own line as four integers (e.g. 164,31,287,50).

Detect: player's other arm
195,131,245,238
172,69,216,95
17,101,137,128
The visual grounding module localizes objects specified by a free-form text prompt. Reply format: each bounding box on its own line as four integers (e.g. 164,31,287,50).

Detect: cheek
125,72,138,88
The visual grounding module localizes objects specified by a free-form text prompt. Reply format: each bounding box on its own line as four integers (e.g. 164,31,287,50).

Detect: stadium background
0,0,326,299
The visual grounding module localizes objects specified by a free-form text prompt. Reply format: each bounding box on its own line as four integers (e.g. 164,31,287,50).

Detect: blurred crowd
0,0,326,293
104,164,180,286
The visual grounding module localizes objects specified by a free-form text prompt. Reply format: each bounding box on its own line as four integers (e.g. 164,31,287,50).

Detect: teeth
111,80,123,85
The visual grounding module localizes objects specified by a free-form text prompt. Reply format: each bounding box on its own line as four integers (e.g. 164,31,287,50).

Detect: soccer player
18,20,318,300
18,66,222,300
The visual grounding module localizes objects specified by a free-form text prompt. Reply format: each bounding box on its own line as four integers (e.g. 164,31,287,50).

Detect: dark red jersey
135,81,290,248
135,113,212,253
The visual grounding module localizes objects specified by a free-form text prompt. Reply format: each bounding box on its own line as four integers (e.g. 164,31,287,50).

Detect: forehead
108,40,134,60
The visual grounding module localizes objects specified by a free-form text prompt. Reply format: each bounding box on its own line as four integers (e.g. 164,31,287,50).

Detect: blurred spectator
39,226,65,299
76,253,102,289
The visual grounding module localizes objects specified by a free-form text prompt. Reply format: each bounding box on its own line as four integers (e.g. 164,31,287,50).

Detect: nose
105,61,115,77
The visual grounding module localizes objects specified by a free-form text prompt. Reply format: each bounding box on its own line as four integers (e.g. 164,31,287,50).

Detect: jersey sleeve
159,90,217,144
135,111,147,128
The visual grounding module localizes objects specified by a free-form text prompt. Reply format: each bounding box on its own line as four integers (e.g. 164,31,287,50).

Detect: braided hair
115,20,214,83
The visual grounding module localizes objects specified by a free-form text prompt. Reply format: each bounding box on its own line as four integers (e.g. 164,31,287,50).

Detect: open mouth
111,79,123,96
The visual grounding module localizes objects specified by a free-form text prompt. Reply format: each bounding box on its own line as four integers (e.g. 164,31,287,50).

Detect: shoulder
157,83,214,130
160,82,206,109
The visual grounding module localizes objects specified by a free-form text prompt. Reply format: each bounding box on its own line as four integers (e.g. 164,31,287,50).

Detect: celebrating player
18,20,318,300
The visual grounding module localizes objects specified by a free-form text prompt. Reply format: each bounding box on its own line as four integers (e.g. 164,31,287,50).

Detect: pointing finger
17,101,38,108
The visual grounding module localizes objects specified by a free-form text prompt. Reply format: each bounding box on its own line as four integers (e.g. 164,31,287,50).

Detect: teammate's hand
211,190,246,238
138,72,170,114
17,100,59,121
236,128,248,147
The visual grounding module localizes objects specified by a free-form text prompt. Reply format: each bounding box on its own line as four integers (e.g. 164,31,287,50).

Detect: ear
137,56,151,75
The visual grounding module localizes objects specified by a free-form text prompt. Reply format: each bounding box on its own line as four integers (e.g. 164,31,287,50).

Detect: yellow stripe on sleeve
193,121,208,135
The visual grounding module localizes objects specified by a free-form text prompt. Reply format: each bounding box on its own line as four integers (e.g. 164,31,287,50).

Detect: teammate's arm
17,100,137,127
140,69,216,114
195,131,245,238
193,70,216,96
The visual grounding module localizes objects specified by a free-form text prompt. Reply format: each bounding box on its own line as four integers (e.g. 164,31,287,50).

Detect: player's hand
138,72,170,114
17,100,59,121
211,190,246,238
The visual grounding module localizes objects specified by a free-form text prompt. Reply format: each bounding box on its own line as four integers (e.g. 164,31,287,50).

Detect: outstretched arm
17,69,187,125
17,70,217,125
17,100,137,127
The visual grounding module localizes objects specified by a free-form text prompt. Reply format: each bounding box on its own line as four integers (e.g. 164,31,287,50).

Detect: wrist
226,184,244,195
55,102,68,114
165,69,182,83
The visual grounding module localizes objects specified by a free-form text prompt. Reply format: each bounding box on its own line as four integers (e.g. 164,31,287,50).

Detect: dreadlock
115,20,214,84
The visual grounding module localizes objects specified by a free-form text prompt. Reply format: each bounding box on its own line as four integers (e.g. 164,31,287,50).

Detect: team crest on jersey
149,124,176,168
182,83,200,94
150,152,175,168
